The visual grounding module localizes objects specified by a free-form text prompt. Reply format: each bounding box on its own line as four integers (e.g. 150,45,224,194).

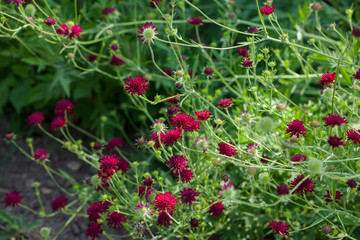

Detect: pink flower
56,23,69,36
188,17,204,26
44,17,56,26
260,5,275,16
110,55,124,66
323,114,348,127
102,7,116,16
69,24,82,39
286,119,308,138
50,118,66,130
195,110,212,120
7,0,24,7
217,98,233,108
217,181,234,195
153,192,178,212
27,112,45,126
165,154,188,175
318,72,336,85
4,191,22,207
33,149,48,162
170,113,200,132
148,132,166,149
124,76,149,96
269,221,289,235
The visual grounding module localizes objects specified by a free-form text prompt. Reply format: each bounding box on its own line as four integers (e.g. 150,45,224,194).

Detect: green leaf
21,220,43,233
0,210,14,224
353,39,360,57
0,231,14,240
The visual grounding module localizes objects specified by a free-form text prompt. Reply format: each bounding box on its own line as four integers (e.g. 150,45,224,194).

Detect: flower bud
32,182,41,188
259,172,270,184
39,211,46,217
147,140,155,148
268,61,276,68
176,70,184,77
308,159,323,175
40,227,51,239
204,67,214,76
276,103,286,110
5,133,15,141
67,53,75,59
310,120,320,128
25,4,36,16
247,167,258,175
221,174,229,182
175,82,183,89
132,161,139,167
101,116,108,122
329,23,336,30
321,225,332,234
281,33,288,40
310,3,322,11
351,85,360,90
308,38,316,45
26,138,33,143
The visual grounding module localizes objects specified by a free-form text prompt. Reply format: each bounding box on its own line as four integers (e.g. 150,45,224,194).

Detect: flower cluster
56,23,83,39
165,154,193,183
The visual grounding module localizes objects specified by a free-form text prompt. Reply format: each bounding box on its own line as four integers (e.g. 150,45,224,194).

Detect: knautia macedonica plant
3,0,360,239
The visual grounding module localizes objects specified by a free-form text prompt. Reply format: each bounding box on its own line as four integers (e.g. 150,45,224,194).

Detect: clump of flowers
208,201,224,217
56,23,83,39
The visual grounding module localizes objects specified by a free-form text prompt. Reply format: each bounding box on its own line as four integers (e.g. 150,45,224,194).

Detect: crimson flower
237,47,250,58
291,154,306,164
346,179,357,188
87,201,112,222
44,17,56,26
110,55,124,66
346,129,360,144
148,132,166,149
242,59,253,68
50,118,66,130
324,190,342,205
136,185,154,201
318,72,336,85
86,222,103,240
195,110,212,120
177,168,194,183
33,149,48,162
260,5,275,15
117,158,131,175
323,114,348,127
88,54,97,62
52,196,67,211
69,24,82,39
286,119,308,138
276,184,289,195
290,174,315,196
188,17,204,26
124,76,149,96
98,155,120,179
180,188,200,205
353,69,360,80
269,221,289,235
7,0,24,7
167,94,180,104
328,136,345,148
137,22,157,44
106,137,124,150
163,129,182,146
55,99,74,118
27,112,45,126
190,218,199,227
208,201,224,217
170,113,200,132
217,142,237,157
165,154,188,175
4,191,22,207
167,106,180,116
107,212,126,228
153,192,178,212
217,98,233,108
101,7,116,16
248,26,259,33
157,210,172,226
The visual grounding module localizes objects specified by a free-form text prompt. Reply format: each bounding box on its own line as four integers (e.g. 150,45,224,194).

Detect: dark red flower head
346,179,357,188
5,133,15,141
7,0,24,7
55,99,74,118
188,17,204,26
106,137,124,151
217,142,237,157
33,149,48,162
248,26,259,33
56,23,69,36
318,72,336,85
86,222,103,240
4,191,22,207
168,105,180,116
195,110,212,120
44,17,56,26
180,188,200,205
323,114,348,128
328,136,345,148
286,119,308,138
157,210,172,226
50,118,66,130
353,69,360,80
136,185,154,201
110,55,124,66
208,201,224,217
88,54,98,62
69,24,82,39
111,44,119,51
242,59,253,68
162,69,173,77
93,142,103,150
170,113,200,132
277,184,289,195
217,98,233,108
52,196,68,211
124,76,149,96
190,218,199,227
27,112,45,126
346,129,360,144
148,132,166,149
87,201,112,222
137,22,158,44
260,5,275,15
107,212,126,228
291,154,307,164
153,192,178,212
101,7,116,16
269,221,289,235
177,168,194,183
165,154,188,175
167,94,180,104
163,129,183,146
98,155,120,179
204,67,214,76
290,174,315,196
237,47,250,58
352,28,360,38
117,158,131,175
143,177,154,187
324,190,342,205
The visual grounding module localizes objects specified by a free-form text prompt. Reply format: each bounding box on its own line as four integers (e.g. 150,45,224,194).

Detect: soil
0,118,101,240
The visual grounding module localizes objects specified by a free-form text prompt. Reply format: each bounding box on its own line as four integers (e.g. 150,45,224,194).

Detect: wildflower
352,28,360,38
193,136,209,152
291,154,307,164
204,67,214,76
87,201,111,222
4,191,22,207
217,98,233,108
327,136,345,148
208,201,224,217
188,17,204,26
44,17,56,26
248,26,259,33
261,154,270,163
322,225,332,234
245,143,258,154
290,174,315,196
93,142,103,150
323,114,348,127
27,112,45,126
217,142,237,157
221,174,229,182
242,59,253,67
165,154,188,175
106,137,124,151
276,103,286,110
269,221,289,235
157,210,172,226
143,177,153,187
260,5,275,16
163,129,182,146
277,184,289,195
177,168,194,183
135,203,154,216
136,185,154,201
55,99,74,118
170,113,200,132
117,158,131,175
190,218,199,227
88,54,97,62
50,118,66,130
7,0,24,7
286,119,308,138
110,55,124,66
189,69,198,78
237,47,250,58
318,72,336,85
110,44,119,51
5,133,15,141
346,129,360,144
167,106,180,116
98,155,120,179
86,222,103,240
167,94,180,104
124,76,149,96
101,7,116,16
148,132,166,149
180,188,200,205
346,179,357,188
324,191,342,205
217,181,234,195
153,192,178,212
51,196,67,211
137,22,157,44
107,212,126,228
69,24,82,39
195,110,212,120
310,120,320,128
353,69,360,80
33,149,48,162
162,69,173,77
